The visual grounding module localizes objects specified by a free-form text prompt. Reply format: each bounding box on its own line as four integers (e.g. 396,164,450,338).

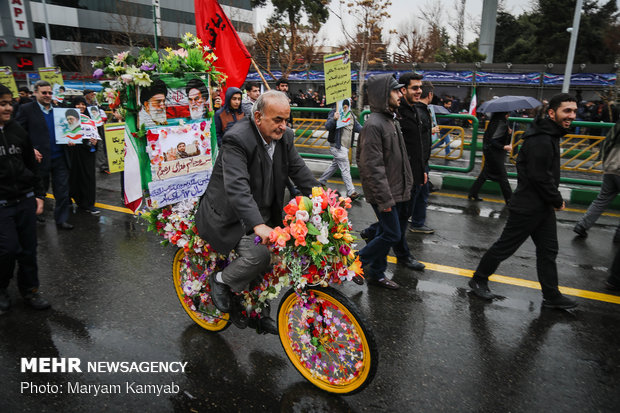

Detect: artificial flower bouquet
144,187,364,317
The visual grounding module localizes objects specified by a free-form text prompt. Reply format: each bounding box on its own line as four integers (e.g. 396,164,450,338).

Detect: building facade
0,0,255,76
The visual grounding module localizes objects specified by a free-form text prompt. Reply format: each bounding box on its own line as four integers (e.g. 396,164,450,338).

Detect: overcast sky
254,0,536,48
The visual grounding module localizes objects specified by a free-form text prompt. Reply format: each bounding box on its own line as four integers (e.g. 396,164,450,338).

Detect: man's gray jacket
195,117,318,254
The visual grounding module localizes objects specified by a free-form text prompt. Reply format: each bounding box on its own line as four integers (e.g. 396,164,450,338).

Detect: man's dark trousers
359,201,411,280
0,197,39,294
473,208,561,299
410,166,430,228
41,156,71,225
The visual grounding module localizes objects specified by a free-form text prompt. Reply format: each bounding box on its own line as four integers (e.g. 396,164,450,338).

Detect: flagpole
251,58,271,90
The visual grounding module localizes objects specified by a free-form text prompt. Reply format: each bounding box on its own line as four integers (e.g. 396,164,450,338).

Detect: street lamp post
562,0,583,93
41,0,54,66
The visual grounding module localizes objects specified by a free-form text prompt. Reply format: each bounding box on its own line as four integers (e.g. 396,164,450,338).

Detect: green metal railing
291,107,612,187
506,118,614,186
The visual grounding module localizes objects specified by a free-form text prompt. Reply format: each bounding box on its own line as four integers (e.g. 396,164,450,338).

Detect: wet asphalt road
1,171,619,413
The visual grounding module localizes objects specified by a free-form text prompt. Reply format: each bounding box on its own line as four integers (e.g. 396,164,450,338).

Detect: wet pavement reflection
1,174,619,412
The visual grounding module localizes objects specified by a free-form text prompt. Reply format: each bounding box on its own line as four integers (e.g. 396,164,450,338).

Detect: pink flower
92,68,104,79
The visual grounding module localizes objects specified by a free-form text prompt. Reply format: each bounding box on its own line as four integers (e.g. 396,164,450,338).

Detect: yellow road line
45,193,136,215
46,192,620,304
323,180,620,218
387,256,620,305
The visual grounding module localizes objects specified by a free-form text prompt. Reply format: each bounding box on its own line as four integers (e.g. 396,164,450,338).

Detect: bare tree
390,19,428,63
105,1,153,49
333,0,392,111
449,0,467,48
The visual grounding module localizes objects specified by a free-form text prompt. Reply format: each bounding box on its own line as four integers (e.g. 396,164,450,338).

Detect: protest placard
0,67,18,98
104,123,126,173
324,50,351,105
148,171,211,208
53,108,83,144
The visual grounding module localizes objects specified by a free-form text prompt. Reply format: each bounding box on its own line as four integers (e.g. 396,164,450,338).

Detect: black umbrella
478,95,542,113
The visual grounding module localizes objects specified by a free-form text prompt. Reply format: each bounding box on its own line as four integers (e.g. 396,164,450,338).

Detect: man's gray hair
252,90,290,117
34,80,51,91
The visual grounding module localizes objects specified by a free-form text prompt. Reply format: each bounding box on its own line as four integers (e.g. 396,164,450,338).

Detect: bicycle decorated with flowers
146,187,377,394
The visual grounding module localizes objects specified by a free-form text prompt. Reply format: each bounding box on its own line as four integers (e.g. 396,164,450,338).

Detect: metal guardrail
507,118,614,186
431,125,465,161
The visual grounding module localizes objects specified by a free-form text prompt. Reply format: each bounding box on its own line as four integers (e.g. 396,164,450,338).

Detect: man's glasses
39,91,53,95
409,86,422,91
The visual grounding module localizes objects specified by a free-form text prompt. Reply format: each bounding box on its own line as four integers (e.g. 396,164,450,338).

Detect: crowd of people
2,74,620,319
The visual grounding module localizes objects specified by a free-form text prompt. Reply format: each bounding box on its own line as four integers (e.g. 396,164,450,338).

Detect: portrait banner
53,108,83,144
324,50,351,105
336,98,353,129
145,121,212,179
0,67,19,98
137,75,211,130
105,123,126,173
148,171,211,208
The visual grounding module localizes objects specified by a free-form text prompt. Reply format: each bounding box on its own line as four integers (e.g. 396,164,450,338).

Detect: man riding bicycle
195,90,319,331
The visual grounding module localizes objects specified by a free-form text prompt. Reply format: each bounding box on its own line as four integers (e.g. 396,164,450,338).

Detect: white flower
120,74,133,84
317,226,329,244
310,215,322,227
295,210,309,222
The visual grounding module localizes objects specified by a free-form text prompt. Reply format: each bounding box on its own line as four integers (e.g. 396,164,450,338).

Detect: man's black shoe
0,289,10,312
23,292,51,310
573,223,587,238
351,275,365,285
57,222,74,230
359,229,375,243
468,278,494,300
367,277,400,289
604,281,620,292
542,294,578,309
397,256,425,271
209,273,231,313
253,316,278,335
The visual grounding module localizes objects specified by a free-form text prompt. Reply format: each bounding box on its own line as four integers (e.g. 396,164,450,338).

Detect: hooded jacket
601,119,620,176
0,119,44,200
508,117,565,214
356,74,413,210
214,87,244,146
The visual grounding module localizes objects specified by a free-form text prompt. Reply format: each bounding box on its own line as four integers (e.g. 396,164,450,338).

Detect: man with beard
468,93,579,309
186,79,209,121
356,74,415,290
138,79,168,128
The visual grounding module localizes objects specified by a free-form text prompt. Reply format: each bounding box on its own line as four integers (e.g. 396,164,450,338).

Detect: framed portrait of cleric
336,98,353,129
145,121,213,181
53,108,83,144
137,75,211,131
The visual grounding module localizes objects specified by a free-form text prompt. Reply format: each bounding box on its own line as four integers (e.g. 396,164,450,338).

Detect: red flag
195,0,251,91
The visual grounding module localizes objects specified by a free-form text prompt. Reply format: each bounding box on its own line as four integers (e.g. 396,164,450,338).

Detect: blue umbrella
478,95,542,113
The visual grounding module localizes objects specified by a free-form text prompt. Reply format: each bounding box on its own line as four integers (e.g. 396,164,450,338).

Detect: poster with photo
145,121,212,182
88,106,104,127
80,114,100,141
324,49,351,105
336,98,354,129
53,108,83,144
137,75,211,130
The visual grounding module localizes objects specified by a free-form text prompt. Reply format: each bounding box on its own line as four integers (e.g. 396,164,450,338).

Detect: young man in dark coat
468,93,578,309
0,85,51,311
356,74,420,290
195,90,319,331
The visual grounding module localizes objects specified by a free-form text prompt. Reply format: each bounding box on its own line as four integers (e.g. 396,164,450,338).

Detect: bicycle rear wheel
172,248,230,332
277,287,377,394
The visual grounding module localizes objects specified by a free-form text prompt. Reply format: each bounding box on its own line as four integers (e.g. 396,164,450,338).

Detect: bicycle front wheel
172,248,230,332
277,287,378,394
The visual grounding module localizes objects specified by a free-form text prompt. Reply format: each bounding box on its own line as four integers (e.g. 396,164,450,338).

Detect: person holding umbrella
468,112,513,203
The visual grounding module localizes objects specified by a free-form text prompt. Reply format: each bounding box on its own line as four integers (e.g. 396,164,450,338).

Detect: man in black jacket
0,85,51,311
468,93,578,309
195,91,318,328
16,80,73,229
